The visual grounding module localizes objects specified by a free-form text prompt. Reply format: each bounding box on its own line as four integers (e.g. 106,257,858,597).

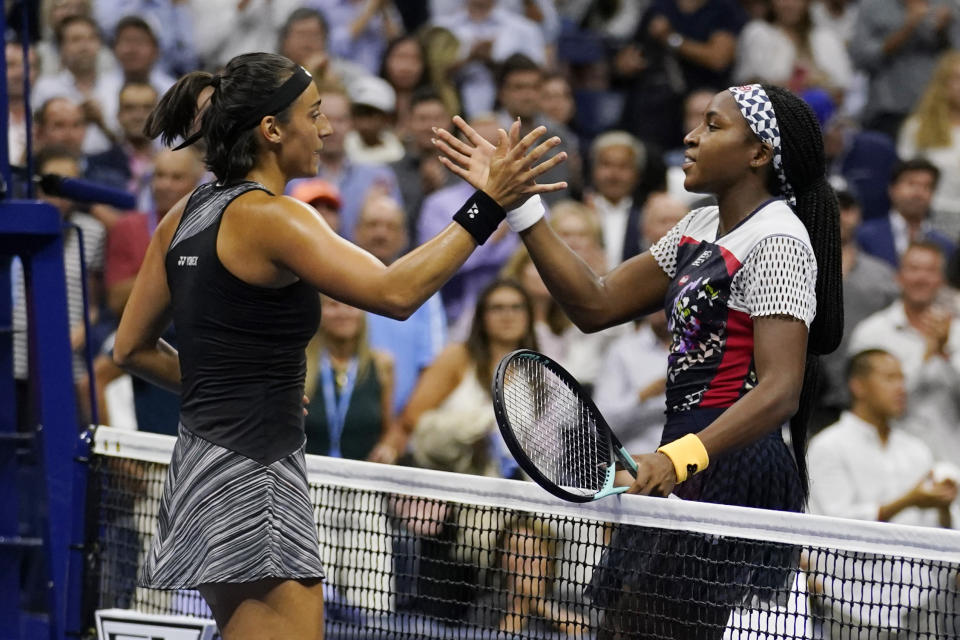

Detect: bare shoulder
227,191,330,250
431,342,471,370
152,191,192,251
231,191,320,228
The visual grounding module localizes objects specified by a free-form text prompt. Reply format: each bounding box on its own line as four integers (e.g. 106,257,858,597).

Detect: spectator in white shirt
806,349,960,639
32,15,116,154
847,242,960,464
101,16,175,101
809,348,958,528
594,311,673,455
345,75,405,165
33,96,87,157
432,0,546,117
733,0,852,99
586,130,647,269
190,0,299,70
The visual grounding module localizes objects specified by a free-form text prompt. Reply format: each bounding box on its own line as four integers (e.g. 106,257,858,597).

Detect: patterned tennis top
650,199,818,414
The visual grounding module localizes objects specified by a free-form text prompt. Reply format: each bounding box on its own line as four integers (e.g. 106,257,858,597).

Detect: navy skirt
588,408,804,640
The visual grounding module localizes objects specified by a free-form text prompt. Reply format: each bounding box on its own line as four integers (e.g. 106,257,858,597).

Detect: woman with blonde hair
304,296,395,462
399,279,538,477
420,25,462,118
898,50,960,239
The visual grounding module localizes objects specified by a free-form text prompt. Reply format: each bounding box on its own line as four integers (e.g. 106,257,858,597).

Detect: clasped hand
431,116,568,210
615,452,678,497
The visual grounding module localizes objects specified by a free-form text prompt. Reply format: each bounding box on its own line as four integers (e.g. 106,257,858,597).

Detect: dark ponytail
763,85,843,497
145,53,300,183
144,70,216,148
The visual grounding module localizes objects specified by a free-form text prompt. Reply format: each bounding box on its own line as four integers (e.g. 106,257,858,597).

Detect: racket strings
503,358,610,497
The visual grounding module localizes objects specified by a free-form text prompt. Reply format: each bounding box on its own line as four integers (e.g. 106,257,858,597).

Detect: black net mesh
89,441,960,639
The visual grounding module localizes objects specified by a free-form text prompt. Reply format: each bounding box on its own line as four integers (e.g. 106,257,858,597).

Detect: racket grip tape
657,434,709,483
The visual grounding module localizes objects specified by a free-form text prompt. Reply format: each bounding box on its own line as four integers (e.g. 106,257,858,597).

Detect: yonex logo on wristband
453,190,506,245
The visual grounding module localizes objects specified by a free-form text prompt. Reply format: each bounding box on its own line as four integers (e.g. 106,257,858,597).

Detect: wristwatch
667,32,684,50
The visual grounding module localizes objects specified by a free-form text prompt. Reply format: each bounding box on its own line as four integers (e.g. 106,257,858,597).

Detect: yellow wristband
657,434,710,483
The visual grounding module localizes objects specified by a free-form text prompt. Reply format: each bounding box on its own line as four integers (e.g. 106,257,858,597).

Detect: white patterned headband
728,84,795,205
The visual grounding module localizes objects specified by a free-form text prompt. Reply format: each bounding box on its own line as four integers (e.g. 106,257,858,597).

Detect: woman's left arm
627,316,808,496
697,315,807,453
113,204,184,393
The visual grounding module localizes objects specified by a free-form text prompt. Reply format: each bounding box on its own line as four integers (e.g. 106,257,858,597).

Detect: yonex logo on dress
467,204,479,219
692,250,712,267
178,256,199,266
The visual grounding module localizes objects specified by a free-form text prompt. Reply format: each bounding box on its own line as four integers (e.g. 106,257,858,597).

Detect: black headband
174,66,313,150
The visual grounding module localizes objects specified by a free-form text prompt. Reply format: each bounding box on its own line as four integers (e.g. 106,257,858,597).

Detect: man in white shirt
808,348,957,528
32,15,117,154
587,130,647,270
807,349,959,638
594,312,672,455
847,242,960,463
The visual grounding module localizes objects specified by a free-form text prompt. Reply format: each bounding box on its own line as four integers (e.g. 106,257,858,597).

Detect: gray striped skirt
139,424,326,589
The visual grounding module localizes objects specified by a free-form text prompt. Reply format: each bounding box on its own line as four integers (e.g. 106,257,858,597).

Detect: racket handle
594,484,630,500
617,445,639,478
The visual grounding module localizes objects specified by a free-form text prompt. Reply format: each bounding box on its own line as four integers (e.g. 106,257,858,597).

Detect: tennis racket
493,349,638,503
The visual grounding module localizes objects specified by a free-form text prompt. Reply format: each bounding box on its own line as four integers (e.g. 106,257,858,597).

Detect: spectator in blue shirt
354,193,447,429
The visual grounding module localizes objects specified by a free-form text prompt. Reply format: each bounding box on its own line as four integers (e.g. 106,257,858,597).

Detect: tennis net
88,426,960,639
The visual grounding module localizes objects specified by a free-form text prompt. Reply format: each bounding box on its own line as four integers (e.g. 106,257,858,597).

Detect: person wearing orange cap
291,178,342,234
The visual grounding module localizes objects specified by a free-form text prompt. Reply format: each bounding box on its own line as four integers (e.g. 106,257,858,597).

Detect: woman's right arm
260,126,567,319
112,206,184,393
433,117,671,332
520,222,671,332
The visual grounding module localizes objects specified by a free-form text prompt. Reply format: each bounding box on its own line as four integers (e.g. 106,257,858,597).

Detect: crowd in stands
9,0,960,545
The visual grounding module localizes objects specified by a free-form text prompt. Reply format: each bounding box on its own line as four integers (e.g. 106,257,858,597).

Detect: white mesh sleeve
731,235,818,327
649,210,698,278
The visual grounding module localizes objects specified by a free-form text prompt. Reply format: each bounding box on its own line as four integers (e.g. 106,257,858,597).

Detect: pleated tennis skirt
139,423,326,589
588,407,804,636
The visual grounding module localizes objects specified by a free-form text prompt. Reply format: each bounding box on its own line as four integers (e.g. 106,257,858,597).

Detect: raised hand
433,116,568,210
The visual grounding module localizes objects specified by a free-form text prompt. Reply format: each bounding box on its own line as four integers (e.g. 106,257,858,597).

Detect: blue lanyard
320,351,358,459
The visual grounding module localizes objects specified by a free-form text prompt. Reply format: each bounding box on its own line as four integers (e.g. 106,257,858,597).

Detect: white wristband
507,194,545,233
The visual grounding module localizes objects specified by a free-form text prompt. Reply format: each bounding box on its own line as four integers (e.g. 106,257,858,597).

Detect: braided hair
762,85,843,497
